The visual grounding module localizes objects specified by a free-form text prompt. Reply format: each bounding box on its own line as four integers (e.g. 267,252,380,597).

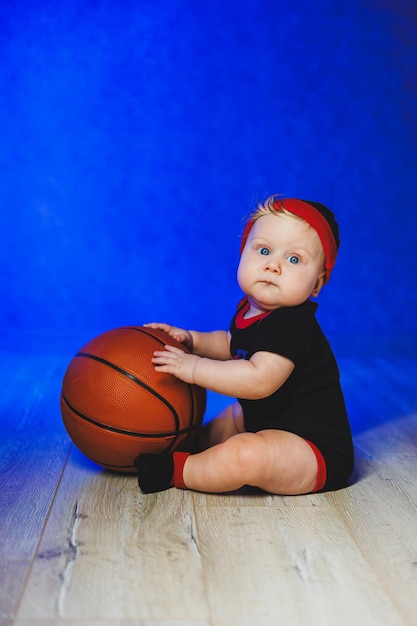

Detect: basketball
60,326,206,473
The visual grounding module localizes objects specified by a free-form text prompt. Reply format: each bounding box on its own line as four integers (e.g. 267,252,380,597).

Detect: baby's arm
152,346,294,400
190,330,231,360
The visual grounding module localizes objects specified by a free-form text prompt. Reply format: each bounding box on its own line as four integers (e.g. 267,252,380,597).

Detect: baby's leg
195,402,244,450
183,429,319,495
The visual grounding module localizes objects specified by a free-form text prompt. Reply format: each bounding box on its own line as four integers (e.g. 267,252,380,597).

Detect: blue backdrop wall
1,0,416,356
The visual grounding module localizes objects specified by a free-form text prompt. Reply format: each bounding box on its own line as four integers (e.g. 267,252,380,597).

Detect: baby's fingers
161,344,185,355
144,322,171,332
151,346,180,364
151,351,170,364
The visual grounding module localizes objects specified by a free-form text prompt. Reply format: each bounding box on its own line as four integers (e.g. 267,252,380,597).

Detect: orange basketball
60,326,206,473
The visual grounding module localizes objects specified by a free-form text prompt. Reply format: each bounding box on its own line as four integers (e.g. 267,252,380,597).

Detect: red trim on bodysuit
305,440,327,492
235,299,271,329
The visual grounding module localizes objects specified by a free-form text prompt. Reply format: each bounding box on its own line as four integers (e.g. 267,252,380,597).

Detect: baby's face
237,213,325,315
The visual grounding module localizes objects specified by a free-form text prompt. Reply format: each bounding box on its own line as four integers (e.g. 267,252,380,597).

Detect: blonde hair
249,195,303,223
245,195,325,265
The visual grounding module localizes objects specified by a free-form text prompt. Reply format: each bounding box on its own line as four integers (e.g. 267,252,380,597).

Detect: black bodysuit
229,298,354,491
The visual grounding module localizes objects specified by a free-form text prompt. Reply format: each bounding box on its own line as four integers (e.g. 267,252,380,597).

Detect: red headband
240,198,338,282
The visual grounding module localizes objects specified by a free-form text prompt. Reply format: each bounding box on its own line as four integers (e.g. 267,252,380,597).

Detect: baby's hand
152,344,200,384
144,323,193,351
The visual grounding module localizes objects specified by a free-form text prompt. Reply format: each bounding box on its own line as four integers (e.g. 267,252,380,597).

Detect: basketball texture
60,326,206,473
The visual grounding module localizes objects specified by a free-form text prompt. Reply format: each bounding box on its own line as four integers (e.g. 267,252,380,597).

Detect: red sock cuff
172,452,191,490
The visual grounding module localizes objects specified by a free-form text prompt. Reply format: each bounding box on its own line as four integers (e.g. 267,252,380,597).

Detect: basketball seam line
121,327,196,432
61,392,200,438
76,350,182,436
122,326,167,345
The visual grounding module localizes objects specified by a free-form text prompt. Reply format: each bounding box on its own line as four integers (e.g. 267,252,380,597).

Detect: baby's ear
311,272,326,298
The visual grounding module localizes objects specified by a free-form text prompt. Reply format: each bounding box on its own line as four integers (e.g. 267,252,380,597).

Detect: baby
135,196,354,495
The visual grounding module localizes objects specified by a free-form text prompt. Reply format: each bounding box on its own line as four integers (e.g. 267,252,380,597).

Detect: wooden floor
1,351,417,626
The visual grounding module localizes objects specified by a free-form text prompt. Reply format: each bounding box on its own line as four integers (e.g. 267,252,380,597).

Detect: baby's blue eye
287,255,299,264
258,247,270,256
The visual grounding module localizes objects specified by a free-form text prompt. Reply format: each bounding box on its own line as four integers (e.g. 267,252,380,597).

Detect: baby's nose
264,258,281,273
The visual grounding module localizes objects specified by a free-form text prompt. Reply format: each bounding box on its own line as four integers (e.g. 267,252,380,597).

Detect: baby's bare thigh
251,429,318,494
199,402,244,449
232,401,245,433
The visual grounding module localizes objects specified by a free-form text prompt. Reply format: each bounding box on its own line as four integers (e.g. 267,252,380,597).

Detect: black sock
134,453,174,493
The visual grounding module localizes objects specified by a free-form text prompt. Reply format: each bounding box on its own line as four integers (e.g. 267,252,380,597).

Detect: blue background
1,0,416,357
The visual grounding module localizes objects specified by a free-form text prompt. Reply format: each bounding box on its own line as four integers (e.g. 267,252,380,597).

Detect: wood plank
17,447,210,622
195,503,404,626
0,559,31,626
355,414,417,480
326,449,417,625
13,619,210,626
0,353,71,560
193,488,329,508
0,432,70,560
0,354,71,623
354,413,417,510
